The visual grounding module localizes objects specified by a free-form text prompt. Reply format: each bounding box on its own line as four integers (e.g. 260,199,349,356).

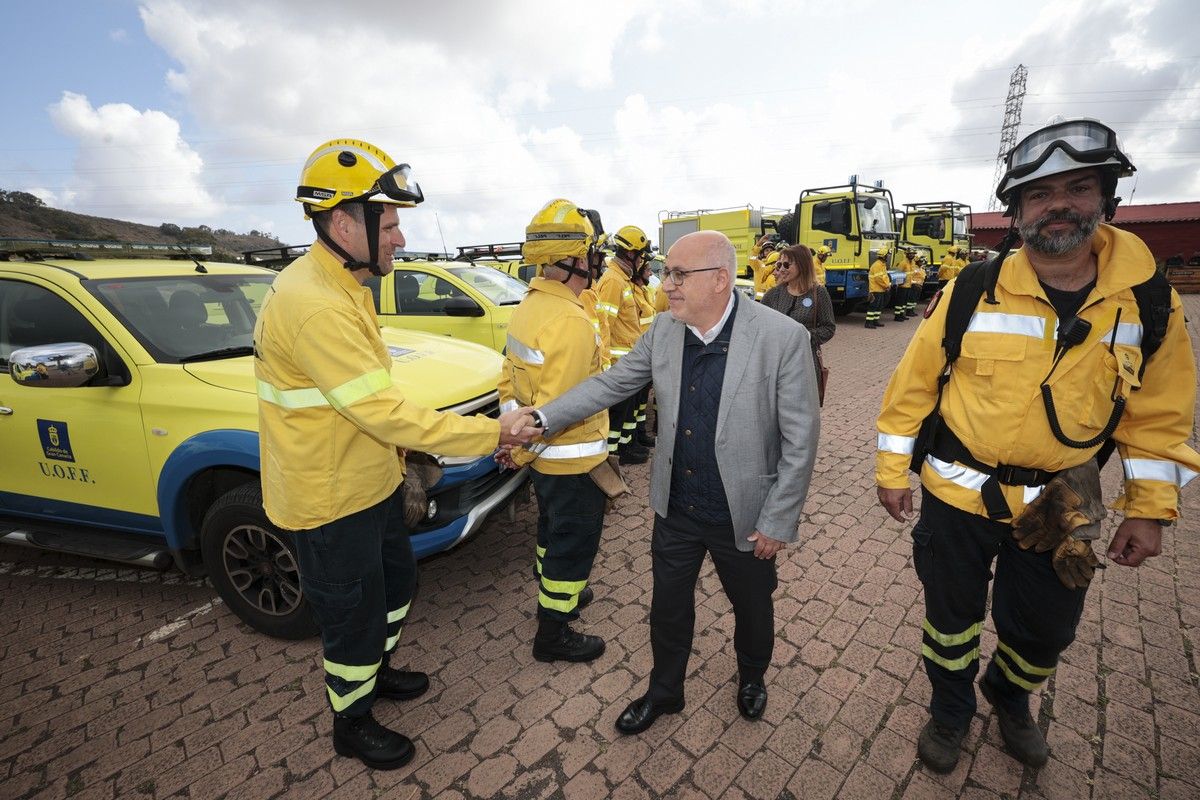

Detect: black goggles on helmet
1004,120,1133,183
370,163,424,204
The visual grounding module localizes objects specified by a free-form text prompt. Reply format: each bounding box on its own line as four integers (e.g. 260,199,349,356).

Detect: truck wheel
835,300,860,317
200,483,317,640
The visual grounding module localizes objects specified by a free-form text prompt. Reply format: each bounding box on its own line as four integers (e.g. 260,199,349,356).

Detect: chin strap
553,257,594,289
312,202,388,276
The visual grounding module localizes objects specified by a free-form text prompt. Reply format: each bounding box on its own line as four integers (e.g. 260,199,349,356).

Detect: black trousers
866,291,887,323
606,394,639,454
293,487,416,718
531,471,607,622
913,489,1089,729
647,513,778,703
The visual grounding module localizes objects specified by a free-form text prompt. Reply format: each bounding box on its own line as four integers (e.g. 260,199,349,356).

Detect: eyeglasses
661,266,723,285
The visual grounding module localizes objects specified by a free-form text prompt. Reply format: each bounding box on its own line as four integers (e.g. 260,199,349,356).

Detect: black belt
927,424,1059,521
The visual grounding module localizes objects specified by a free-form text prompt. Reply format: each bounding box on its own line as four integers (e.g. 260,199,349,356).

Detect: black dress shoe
618,444,649,465
737,681,768,720
615,694,684,735
376,667,429,701
333,712,414,770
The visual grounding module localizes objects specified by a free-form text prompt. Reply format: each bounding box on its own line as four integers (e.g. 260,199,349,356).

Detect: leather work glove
1012,460,1106,553
1053,536,1102,590
401,452,444,528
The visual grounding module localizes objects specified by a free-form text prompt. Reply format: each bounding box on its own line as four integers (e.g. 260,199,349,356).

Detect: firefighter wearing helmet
938,245,961,286
498,199,612,663
865,244,891,329
813,245,832,285
894,247,918,321
254,139,538,770
875,118,1200,775
596,224,653,464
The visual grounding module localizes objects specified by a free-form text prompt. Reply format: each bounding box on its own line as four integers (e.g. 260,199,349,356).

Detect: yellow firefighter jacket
498,278,609,474
868,258,892,293
912,265,926,286
939,253,959,281
652,282,671,314
595,258,642,362
254,243,500,530
814,258,827,286
632,283,656,334
876,224,1200,523
897,257,916,288
578,286,610,370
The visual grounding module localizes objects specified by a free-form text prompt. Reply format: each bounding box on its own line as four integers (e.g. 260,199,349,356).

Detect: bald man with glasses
520,230,821,733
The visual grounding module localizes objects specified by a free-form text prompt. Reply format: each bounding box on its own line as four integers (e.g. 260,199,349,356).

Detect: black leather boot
376,667,429,701
332,713,414,770
532,618,605,663
917,717,966,774
618,442,649,465
577,586,594,611
980,678,1049,767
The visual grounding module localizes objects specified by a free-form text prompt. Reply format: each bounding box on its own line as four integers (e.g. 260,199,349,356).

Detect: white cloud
46,91,218,222
109,28,129,43
32,0,1190,247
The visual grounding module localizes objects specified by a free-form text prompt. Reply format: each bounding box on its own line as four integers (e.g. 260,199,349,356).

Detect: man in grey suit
522,230,820,734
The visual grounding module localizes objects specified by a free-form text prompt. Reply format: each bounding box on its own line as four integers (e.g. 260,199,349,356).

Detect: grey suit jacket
541,295,820,550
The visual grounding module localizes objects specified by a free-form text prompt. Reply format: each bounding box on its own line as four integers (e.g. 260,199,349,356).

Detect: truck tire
775,212,797,244
200,483,317,640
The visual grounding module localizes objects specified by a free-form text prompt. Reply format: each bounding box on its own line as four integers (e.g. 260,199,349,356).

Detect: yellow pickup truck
0,250,527,639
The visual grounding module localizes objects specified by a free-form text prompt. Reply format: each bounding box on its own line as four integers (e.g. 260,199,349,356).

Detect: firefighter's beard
1019,207,1102,256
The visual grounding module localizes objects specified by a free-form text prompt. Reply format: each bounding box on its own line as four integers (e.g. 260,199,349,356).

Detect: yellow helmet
764,250,781,265
296,138,423,215
876,245,891,259
816,245,832,257
948,245,959,255
523,199,596,266
613,225,651,255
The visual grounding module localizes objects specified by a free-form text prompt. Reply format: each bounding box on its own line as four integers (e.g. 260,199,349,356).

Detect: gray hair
716,237,737,280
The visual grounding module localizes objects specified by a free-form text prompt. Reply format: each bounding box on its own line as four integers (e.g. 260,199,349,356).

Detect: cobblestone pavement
3,296,1199,800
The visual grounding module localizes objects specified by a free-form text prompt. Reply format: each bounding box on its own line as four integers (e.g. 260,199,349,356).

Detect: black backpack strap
1096,271,1173,470
908,260,994,474
1130,271,1172,381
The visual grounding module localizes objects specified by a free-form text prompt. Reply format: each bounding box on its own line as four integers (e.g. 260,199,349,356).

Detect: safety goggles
1005,119,1133,183
371,164,424,205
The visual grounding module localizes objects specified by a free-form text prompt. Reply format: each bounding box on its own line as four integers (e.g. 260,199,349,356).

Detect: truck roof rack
1,238,213,262
241,244,311,269
455,243,524,262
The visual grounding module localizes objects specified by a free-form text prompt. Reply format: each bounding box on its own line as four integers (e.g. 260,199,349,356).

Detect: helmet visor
1006,120,1129,180
373,164,424,205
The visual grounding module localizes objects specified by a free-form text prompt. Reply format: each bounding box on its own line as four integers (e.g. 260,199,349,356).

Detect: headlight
426,500,438,521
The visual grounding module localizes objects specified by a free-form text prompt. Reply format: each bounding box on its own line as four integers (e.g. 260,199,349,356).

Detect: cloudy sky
2,0,1198,252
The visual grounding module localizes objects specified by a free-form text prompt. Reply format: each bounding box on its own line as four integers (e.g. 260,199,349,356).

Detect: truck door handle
0,407,12,415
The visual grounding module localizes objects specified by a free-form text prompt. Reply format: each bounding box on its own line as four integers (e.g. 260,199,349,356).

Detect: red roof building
970,202,1200,264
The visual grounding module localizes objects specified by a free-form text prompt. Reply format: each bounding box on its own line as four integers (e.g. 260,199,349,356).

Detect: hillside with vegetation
0,189,280,262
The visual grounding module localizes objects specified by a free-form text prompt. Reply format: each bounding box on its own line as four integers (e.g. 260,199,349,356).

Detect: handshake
496,406,542,447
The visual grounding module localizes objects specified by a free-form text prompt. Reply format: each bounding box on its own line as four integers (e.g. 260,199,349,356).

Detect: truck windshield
89,274,274,362
447,266,528,306
858,197,894,234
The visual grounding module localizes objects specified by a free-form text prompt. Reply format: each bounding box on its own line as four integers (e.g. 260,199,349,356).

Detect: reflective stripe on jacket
596,259,642,362
633,283,656,333
254,243,500,529
498,277,608,474
876,224,1200,522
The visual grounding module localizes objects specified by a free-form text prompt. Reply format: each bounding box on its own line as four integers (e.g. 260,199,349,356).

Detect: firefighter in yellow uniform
630,253,658,448
499,198,610,663
937,246,960,289
596,225,652,464
911,256,927,311
750,247,779,301
865,246,891,328
813,245,831,285
875,118,1200,775
255,139,536,770
894,247,917,321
